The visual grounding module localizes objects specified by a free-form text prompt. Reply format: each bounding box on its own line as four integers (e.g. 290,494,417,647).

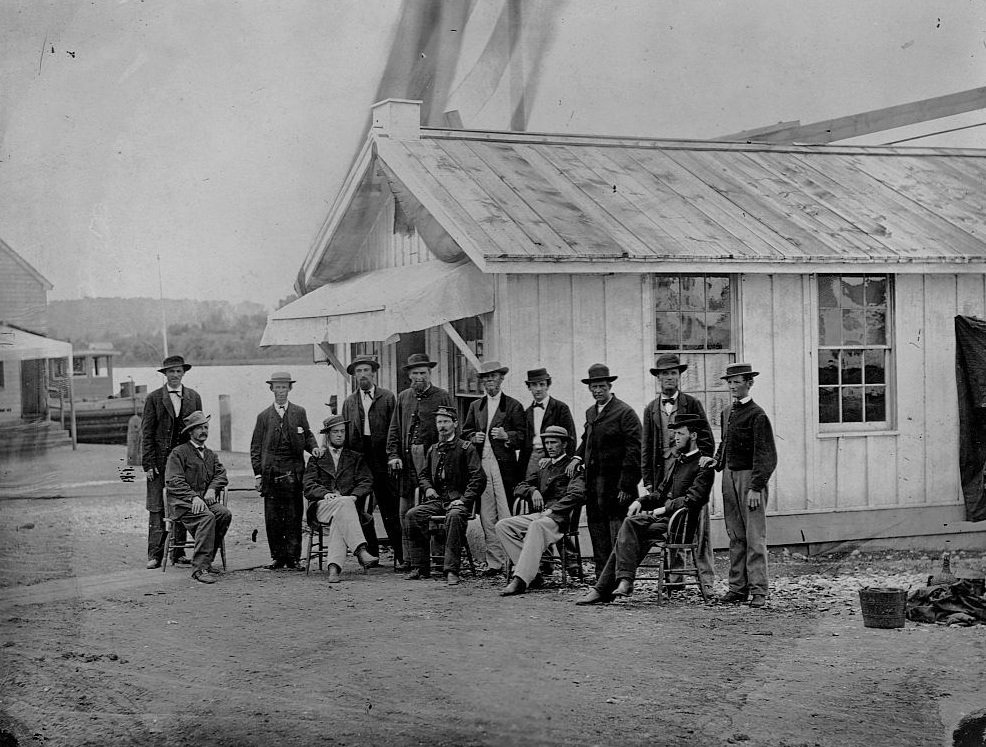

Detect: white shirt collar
168,386,182,395
736,396,752,405
684,448,699,457
550,453,567,465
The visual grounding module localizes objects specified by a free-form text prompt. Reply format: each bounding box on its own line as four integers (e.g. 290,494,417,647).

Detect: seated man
576,413,713,605
404,406,486,586
164,411,233,585
303,415,379,582
495,425,585,596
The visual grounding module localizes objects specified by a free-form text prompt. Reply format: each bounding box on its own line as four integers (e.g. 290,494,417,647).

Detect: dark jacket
641,392,715,489
141,385,202,472
519,396,577,469
713,400,777,493
461,393,527,491
513,454,585,533
575,395,642,514
639,450,713,541
418,438,486,513
164,441,228,514
250,402,318,495
386,385,456,462
341,386,397,471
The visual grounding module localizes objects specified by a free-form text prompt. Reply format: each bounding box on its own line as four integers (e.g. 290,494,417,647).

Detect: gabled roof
0,238,53,290
300,100,986,290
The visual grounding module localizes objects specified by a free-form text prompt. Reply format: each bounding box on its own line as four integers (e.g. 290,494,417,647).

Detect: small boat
48,344,146,444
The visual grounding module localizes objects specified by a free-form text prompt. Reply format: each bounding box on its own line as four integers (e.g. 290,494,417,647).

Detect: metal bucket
858,587,907,628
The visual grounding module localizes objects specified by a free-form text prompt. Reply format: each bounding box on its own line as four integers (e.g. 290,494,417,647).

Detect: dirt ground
1,446,984,746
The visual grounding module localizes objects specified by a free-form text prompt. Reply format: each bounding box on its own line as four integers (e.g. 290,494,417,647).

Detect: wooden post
219,394,232,452
67,373,77,451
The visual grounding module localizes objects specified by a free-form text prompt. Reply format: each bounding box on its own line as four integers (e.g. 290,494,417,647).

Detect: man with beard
462,361,526,578
404,406,486,586
641,354,716,593
164,411,232,585
386,353,455,570
341,355,399,564
303,415,379,583
568,363,642,577
141,355,201,569
250,371,319,570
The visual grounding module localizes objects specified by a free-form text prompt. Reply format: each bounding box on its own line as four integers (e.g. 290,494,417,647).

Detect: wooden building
263,100,986,549
0,237,51,335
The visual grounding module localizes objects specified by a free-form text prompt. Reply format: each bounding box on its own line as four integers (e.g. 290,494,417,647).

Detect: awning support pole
318,342,349,378
441,322,482,371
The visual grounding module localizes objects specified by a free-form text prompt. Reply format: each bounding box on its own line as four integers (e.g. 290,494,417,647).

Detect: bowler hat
266,371,296,385
180,410,210,434
435,405,458,421
403,353,438,371
720,362,760,380
525,367,551,384
346,355,381,376
158,355,192,374
320,414,349,433
668,412,706,430
477,360,509,378
540,425,571,441
581,363,618,384
650,353,688,376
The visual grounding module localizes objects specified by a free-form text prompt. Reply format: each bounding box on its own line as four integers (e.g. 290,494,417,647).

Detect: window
817,274,892,428
348,342,381,386
449,316,484,397
653,274,736,429
72,357,85,376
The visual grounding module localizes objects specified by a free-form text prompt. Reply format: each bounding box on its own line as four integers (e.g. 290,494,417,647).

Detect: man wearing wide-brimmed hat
569,363,642,576
164,411,232,584
385,353,455,570
303,415,378,582
518,367,577,478
404,406,486,585
141,355,202,569
462,360,526,577
250,371,319,570
340,355,400,565
577,413,712,605
705,362,777,609
496,425,585,596
641,353,716,592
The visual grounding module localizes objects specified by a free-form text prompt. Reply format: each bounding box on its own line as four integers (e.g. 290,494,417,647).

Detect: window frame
448,316,484,400
813,273,895,434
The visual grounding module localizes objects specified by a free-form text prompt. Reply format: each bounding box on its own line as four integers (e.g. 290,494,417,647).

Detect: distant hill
48,297,310,365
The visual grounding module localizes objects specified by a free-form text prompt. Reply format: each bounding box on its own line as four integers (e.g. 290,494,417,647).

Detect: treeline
48,297,309,365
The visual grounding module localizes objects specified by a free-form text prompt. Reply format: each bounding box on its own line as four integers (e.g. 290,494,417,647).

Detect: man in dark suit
518,367,577,477
577,413,713,604
386,353,455,570
303,415,379,583
641,354,716,592
341,355,399,565
568,363,642,577
250,371,319,570
496,425,585,596
462,361,526,577
141,355,202,569
405,406,486,586
164,411,232,585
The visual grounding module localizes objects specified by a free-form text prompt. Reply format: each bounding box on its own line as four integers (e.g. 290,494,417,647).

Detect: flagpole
157,253,169,358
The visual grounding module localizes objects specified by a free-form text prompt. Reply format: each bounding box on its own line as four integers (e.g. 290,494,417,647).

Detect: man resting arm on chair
576,413,713,605
302,415,378,583
164,411,232,585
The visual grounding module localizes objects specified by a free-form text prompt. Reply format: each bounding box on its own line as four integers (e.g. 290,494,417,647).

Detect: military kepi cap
159,355,192,374
180,410,210,434
435,406,458,421
540,425,571,441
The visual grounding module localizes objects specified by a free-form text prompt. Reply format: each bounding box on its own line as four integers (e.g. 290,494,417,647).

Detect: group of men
141,349,777,608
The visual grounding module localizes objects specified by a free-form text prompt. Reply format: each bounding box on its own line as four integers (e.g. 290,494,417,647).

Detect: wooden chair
507,497,585,585
304,494,375,575
161,488,228,573
635,507,708,604
427,506,477,575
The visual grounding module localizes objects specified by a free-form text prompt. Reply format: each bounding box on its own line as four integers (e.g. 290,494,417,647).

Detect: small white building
264,100,986,550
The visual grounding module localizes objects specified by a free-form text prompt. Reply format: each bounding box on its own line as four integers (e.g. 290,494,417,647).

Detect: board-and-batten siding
349,197,437,276
0,253,47,334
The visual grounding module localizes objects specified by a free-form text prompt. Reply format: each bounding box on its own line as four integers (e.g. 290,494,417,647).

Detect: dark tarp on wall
955,315,986,522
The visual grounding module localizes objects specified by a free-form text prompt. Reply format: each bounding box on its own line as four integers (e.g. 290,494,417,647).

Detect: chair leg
570,534,585,581
161,530,171,573
692,548,709,602
559,540,568,586
219,541,227,571
305,527,314,576
655,547,666,606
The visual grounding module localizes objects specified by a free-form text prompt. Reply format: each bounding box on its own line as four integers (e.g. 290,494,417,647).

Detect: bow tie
168,390,181,396
532,402,544,409
662,398,674,406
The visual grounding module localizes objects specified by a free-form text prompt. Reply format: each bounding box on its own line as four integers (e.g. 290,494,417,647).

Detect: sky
1,0,984,310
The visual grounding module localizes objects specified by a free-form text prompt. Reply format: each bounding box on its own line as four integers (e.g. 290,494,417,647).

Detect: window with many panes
449,316,484,398
654,274,736,429
817,274,892,428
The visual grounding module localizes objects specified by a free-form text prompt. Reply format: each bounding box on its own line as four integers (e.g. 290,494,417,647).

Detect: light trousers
314,496,368,569
495,513,563,585
722,468,769,596
478,447,511,569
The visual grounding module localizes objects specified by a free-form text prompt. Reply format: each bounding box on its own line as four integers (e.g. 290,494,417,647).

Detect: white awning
260,260,493,346
0,325,73,360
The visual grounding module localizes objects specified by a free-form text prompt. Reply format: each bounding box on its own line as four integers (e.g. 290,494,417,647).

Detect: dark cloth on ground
906,580,986,625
